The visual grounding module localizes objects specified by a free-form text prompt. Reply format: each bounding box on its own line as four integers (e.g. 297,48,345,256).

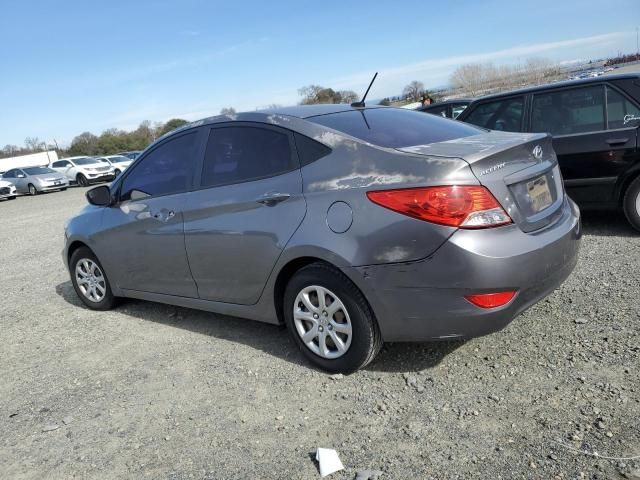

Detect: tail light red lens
465,291,517,308
366,185,511,228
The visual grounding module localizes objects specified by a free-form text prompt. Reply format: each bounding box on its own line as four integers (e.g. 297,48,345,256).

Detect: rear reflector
465,291,517,309
366,186,511,228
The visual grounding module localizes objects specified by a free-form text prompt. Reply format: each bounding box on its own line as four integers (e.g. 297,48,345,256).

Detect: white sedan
95,155,133,177
0,179,17,200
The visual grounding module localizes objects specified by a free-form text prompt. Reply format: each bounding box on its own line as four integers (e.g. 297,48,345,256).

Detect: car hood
0,179,13,187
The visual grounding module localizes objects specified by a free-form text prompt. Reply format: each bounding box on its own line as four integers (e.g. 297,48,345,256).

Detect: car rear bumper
345,197,582,342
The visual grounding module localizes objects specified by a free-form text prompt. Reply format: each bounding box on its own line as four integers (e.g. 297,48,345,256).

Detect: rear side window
606,86,640,129
464,97,524,132
294,133,331,166
451,103,468,119
309,108,481,148
201,126,295,188
120,132,198,201
531,86,604,135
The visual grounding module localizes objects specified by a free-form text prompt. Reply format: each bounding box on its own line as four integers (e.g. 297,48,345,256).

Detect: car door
528,84,630,203
4,169,24,193
95,129,203,297
183,123,306,305
52,160,74,180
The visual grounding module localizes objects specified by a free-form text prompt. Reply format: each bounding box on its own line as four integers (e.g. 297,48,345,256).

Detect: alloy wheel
293,285,353,359
75,258,107,303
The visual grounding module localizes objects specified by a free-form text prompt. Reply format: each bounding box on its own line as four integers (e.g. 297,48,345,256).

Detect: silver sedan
2,166,69,195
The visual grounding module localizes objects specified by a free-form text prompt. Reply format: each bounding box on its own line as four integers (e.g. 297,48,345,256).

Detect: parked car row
0,153,135,199
420,73,640,230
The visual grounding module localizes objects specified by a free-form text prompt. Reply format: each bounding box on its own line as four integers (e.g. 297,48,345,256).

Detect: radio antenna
351,72,378,108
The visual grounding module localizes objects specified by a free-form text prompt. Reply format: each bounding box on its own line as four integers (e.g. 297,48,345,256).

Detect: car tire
623,176,640,232
283,262,382,373
77,174,89,187
28,184,38,196
60,187,67,191
9,196,16,200
69,247,118,311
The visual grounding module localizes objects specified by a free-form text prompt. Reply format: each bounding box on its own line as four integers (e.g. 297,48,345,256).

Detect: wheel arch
273,256,333,325
615,166,640,205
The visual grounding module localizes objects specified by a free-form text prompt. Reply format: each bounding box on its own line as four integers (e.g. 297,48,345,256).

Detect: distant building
0,151,58,172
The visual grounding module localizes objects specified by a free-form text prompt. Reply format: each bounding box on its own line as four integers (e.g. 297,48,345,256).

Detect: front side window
451,103,468,119
201,126,295,188
464,97,524,132
120,132,198,201
531,86,604,135
606,86,640,129
425,105,448,118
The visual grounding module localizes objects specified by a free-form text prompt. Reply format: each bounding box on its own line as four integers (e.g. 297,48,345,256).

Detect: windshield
108,156,131,163
74,157,101,166
309,107,482,149
23,167,56,175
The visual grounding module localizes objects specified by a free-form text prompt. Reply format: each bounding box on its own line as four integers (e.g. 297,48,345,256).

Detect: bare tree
402,80,425,102
298,85,359,104
24,137,44,152
220,107,237,115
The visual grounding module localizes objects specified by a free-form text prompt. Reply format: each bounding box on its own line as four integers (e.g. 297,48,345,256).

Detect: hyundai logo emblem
532,145,543,160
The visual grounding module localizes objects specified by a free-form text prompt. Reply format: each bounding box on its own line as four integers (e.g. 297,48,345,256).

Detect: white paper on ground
315,448,344,477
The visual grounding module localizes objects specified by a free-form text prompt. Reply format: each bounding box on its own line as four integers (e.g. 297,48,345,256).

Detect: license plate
527,175,553,213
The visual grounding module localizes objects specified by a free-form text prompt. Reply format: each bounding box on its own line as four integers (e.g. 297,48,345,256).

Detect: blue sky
0,0,638,146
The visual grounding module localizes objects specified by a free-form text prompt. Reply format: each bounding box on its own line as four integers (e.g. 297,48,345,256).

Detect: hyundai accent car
62,105,581,372
2,166,68,195
50,156,115,186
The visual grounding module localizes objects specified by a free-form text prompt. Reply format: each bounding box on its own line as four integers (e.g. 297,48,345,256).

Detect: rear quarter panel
287,125,479,266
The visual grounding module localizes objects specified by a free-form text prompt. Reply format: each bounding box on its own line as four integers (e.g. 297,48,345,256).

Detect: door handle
151,209,175,222
256,192,291,206
606,137,629,146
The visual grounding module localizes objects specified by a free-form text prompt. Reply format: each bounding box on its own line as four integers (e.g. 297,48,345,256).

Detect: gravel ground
0,187,638,480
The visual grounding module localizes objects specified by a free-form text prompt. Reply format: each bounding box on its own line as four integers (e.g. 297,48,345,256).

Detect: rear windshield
308,107,482,148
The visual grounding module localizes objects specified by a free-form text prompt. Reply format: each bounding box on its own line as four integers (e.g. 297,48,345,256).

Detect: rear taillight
366,186,511,228
465,291,517,308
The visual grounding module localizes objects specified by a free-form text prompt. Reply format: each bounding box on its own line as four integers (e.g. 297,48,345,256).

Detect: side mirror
17,174,26,178
86,185,112,206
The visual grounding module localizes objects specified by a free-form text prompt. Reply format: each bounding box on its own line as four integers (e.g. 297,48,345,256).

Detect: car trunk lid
397,131,565,233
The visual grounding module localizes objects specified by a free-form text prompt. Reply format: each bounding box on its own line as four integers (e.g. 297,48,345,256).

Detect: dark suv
457,73,640,230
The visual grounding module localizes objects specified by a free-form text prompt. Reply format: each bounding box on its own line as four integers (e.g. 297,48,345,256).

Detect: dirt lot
1,187,639,479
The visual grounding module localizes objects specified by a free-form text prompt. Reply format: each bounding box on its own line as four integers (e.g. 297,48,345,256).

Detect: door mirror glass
86,185,112,206
17,174,26,178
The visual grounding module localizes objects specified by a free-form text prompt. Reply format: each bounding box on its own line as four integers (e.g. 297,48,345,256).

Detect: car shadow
55,281,459,374
580,209,638,237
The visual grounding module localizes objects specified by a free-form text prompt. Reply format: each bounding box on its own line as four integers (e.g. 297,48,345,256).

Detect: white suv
50,157,116,187
95,155,133,177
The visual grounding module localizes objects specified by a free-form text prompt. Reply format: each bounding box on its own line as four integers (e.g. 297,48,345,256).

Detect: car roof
256,103,387,118
59,156,93,161
470,73,640,102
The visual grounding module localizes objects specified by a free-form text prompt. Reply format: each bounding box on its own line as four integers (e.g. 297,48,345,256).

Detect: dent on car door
96,131,201,297
183,125,306,305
